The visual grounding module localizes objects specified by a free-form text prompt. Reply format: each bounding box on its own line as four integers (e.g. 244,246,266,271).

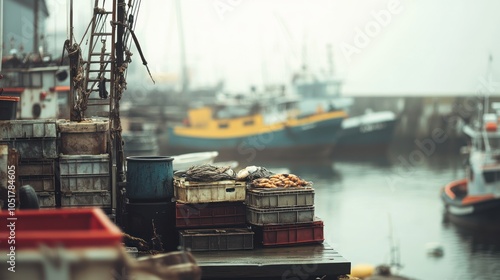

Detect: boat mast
481,55,494,152
68,0,74,119
175,0,189,94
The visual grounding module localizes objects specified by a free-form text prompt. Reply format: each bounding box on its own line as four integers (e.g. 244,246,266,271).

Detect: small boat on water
336,110,398,153
441,102,500,225
167,87,347,159
172,151,219,171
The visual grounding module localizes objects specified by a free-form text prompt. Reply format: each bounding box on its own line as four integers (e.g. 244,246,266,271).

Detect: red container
175,202,246,228
0,208,122,249
253,219,324,247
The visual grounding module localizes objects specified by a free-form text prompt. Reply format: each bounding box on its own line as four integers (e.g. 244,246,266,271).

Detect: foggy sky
45,0,500,95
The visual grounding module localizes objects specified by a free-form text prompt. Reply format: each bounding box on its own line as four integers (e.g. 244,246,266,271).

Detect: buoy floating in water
425,242,444,257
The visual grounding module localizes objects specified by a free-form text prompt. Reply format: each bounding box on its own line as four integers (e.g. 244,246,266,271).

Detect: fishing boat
441,102,500,225
167,87,347,159
0,58,70,120
336,109,398,153
292,60,397,153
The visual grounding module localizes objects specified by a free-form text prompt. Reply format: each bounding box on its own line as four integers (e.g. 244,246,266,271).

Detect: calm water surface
243,148,500,280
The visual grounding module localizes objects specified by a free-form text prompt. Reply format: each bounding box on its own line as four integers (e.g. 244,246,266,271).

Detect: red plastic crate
253,219,324,247
175,202,246,228
0,208,122,249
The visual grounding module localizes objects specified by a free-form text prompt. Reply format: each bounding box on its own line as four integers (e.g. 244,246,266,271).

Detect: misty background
43,0,500,95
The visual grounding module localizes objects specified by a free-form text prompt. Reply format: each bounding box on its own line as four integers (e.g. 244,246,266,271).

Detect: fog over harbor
45,0,500,95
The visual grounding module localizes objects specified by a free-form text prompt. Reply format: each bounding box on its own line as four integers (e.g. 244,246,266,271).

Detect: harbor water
243,146,500,280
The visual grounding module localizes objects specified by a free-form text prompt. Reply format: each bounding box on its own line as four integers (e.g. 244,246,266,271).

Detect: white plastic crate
59,154,110,176
246,205,315,226
174,177,245,204
59,155,110,195
246,187,315,208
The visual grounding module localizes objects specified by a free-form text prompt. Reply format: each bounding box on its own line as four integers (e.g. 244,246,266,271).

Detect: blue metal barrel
126,156,174,201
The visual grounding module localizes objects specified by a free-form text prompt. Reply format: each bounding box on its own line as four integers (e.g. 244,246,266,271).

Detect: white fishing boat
172,151,219,171
441,102,500,227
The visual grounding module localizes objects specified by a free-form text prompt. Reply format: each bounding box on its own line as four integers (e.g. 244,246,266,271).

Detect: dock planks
192,242,351,279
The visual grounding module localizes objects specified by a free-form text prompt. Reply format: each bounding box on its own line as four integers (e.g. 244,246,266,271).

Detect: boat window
22,73,30,86
243,120,254,126
20,72,43,88
218,123,229,129
482,171,500,183
0,72,20,87
487,138,500,150
31,72,43,87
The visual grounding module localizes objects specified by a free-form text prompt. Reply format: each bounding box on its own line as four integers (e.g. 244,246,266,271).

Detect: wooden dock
192,243,351,279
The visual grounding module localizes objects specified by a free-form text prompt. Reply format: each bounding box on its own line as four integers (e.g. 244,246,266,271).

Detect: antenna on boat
482,54,494,152
327,44,335,78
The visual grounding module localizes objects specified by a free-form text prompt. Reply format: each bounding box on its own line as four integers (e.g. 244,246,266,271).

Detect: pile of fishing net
174,164,236,182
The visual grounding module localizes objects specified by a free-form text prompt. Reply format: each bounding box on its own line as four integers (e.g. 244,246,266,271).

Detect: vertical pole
68,0,75,120
115,0,125,183
34,0,38,54
0,0,3,72
175,0,189,94
69,0,73,44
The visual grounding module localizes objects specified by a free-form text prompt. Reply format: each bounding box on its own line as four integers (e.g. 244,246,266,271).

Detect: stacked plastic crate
0,208,123,280
0,119,58,207
57,120,112,216
246,184,324,247
174,177,254,251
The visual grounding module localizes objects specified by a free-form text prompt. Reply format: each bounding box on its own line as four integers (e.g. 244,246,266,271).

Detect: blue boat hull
167,117,343,159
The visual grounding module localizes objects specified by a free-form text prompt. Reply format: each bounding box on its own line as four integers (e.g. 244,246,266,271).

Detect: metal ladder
83,1,116,118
